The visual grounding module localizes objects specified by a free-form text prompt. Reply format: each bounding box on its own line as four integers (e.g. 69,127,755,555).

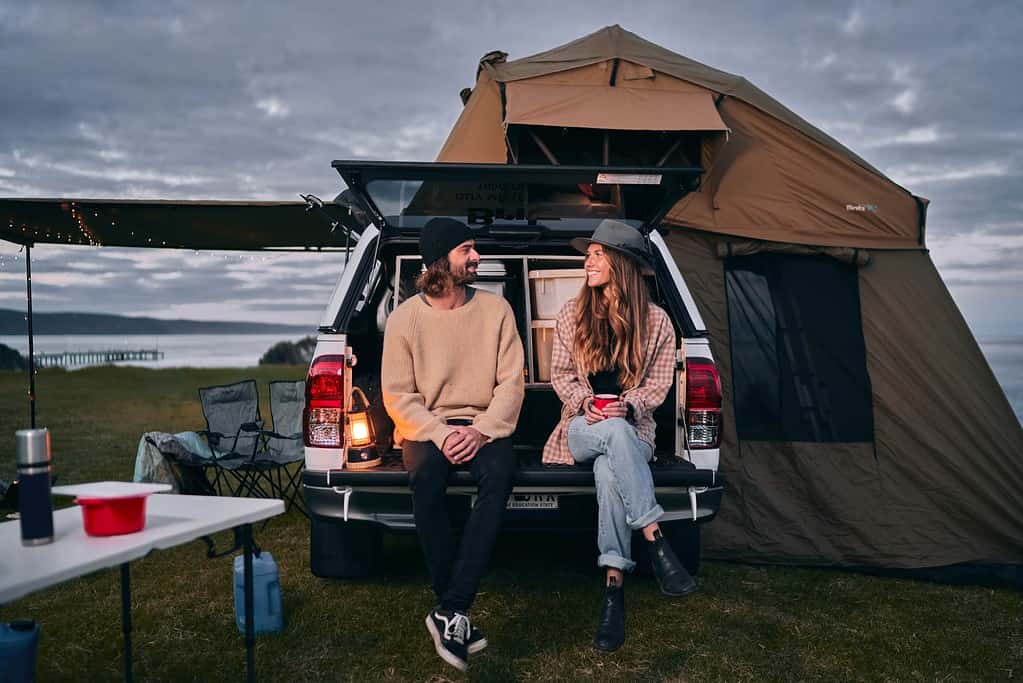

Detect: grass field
1,366,1020,682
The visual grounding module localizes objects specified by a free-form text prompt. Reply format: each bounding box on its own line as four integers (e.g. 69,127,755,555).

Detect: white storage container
473,261,508,299
529,269,585,319
531,319,557,382
477,261,507,277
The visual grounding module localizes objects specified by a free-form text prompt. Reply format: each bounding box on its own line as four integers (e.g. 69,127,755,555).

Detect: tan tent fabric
505,83,729,132
527,59,711,91
436,72,507,164
668,98,922,249
859,251,1023,564
713,238,870,266
665,228,1023,569
478,25,889,183
437,25,927,250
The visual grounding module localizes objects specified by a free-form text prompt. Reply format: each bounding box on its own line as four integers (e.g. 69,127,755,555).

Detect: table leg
120,562,133,683
242,523,255,683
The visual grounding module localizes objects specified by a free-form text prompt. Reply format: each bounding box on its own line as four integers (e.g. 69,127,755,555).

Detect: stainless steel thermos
15,428,54,546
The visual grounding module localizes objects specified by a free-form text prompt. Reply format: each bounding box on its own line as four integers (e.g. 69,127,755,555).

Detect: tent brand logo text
845,203,878,213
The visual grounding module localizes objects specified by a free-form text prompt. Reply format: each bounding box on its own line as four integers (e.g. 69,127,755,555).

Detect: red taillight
686,358,722,449
686,359,722,409
304,355,346,448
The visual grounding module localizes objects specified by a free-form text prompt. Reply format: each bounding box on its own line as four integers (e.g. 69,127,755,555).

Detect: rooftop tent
437,25,1023,581
439,25,925,250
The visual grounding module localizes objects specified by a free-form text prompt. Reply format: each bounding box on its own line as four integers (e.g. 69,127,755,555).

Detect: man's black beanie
420,217,474,267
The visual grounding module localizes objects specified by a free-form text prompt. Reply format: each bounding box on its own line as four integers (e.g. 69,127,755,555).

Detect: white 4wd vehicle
301,161,724,577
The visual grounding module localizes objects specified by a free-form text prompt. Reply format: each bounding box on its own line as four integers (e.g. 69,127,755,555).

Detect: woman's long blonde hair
573,247,650,390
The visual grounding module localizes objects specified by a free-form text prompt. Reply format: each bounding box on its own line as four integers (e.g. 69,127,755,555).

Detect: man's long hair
573,248,650,390
416,257,474,298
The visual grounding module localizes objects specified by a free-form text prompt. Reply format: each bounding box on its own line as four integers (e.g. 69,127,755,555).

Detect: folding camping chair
254,380,308,516
140,432,219,496
197,379,269,497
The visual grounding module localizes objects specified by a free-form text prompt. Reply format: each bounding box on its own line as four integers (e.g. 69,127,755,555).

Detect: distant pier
33,349,164,368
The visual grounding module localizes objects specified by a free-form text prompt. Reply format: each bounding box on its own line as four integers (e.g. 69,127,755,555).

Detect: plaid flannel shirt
542,299,678,465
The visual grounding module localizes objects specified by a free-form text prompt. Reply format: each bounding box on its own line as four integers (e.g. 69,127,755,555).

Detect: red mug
592,394,619,411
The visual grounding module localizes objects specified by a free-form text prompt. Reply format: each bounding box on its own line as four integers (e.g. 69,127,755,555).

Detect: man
381,217,524,672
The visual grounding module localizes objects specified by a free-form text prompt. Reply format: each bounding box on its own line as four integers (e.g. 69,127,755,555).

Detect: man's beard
453,262,478,286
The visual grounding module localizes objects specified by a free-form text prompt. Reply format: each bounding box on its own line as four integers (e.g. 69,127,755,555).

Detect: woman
542,219,697,652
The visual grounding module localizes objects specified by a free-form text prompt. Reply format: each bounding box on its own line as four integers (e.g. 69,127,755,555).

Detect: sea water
1,333,1021,426
0,333,305,369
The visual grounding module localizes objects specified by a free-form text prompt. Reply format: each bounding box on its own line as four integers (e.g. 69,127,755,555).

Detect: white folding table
0,490,285,682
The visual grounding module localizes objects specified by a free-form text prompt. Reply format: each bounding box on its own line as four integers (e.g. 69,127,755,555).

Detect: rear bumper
302,455,725,532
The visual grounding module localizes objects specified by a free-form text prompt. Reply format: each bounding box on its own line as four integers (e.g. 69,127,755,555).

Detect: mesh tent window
725,253,874,443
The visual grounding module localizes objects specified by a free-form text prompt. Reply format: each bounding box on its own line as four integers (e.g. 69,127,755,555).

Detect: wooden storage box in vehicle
531,319,557,382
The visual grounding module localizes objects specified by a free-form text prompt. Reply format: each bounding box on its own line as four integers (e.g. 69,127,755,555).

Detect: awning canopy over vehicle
0,198,361,250
0,196,363,431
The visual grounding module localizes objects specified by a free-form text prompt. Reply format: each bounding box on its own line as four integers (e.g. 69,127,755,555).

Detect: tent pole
656,136,685,167
527,130,560,165
25,243,36,428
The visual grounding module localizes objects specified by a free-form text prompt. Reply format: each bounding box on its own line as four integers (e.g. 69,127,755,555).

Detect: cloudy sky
1,1,1021,333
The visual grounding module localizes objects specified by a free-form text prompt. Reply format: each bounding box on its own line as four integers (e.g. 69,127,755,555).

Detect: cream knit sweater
381,289,525,449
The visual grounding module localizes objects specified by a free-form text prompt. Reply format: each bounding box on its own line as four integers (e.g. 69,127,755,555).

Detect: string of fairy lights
4,201,103,246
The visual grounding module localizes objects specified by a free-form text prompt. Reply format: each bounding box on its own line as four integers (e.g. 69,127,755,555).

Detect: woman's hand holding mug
585,394,627,423
583,397,603,424
600,398,628,419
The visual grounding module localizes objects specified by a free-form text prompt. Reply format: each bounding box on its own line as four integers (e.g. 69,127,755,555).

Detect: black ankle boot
593,577,625,652
649,531,698,597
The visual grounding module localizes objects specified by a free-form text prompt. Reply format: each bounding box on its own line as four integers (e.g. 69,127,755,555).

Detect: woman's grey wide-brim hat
570,219,655,274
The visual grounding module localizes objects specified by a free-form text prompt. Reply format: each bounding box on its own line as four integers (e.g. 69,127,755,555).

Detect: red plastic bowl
75,494,149,536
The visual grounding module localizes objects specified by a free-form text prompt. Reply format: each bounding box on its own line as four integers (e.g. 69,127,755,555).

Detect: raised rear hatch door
331,161,704,238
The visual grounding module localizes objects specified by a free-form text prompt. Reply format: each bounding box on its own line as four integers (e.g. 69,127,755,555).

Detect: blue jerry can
0,620,40,683
233,551,283,635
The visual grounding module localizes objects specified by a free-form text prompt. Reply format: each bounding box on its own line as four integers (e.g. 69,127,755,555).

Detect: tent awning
504,83,729,132
0,198,361,251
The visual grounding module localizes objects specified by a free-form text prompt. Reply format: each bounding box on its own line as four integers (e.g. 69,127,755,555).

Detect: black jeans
402,433,516,612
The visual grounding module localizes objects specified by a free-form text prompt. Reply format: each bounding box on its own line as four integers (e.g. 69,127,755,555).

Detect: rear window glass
364,178,667,227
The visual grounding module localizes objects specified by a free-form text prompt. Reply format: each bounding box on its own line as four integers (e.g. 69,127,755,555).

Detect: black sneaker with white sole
425,608,471,672
467,623,488,654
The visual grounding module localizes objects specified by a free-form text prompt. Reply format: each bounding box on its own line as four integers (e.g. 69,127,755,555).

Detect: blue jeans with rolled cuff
567,415,662,572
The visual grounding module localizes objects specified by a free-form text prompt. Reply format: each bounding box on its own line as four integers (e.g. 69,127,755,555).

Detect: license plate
470,493,559,510
506,494,558,510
